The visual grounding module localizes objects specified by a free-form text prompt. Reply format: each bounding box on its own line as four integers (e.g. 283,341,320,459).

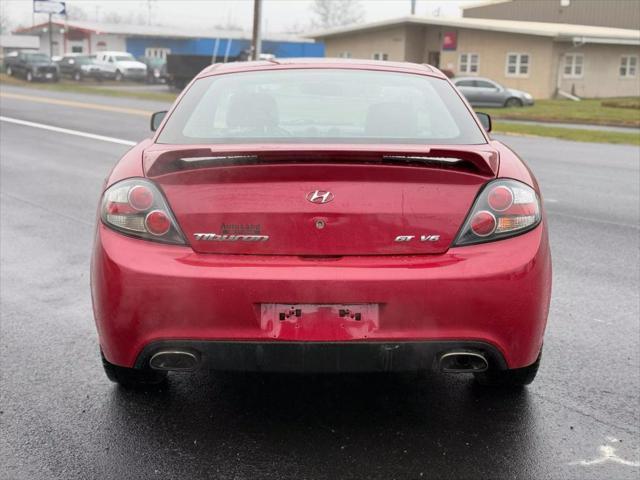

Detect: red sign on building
442,31,457,51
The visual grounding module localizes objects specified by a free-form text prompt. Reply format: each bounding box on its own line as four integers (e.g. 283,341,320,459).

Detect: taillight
470,211,497,237
100,178,186,244
128,185,154,211
454,179,541,246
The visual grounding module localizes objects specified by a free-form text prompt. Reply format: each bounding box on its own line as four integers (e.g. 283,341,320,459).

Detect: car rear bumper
91,223,551,371
135,340,508,372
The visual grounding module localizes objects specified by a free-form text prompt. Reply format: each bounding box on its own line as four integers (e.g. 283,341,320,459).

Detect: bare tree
311,0,364,29
101,11,124,24
283,20,307,35
0,9,12,34
65,5,89,21
214,20,244,31
101,10,147,25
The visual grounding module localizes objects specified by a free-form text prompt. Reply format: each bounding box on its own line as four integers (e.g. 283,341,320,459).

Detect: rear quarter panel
491,140,540,191
104,139,153,188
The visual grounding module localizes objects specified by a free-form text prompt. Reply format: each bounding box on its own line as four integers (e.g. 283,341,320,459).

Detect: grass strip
493,121,640,145
1,73,177,103
485,98,640,128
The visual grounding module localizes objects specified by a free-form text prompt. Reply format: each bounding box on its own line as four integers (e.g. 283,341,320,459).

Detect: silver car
453,77,534,108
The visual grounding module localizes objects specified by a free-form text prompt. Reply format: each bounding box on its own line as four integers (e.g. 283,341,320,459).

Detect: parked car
137,56,168,83
3,50,22,73
93,51,147,81
92,60,551,389
4,51,59,82
453,77,534,107
57,54,101,81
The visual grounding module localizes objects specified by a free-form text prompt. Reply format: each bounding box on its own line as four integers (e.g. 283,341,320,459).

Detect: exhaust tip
439,351,488,373
149,350,200,371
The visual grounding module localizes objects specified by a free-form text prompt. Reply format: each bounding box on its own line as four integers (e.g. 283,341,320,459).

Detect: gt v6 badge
194,233,269,242
395,235,440,242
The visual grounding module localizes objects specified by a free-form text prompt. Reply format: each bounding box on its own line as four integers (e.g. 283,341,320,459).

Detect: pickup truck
93,51,147,81
5,51,59,82
57,54,102,81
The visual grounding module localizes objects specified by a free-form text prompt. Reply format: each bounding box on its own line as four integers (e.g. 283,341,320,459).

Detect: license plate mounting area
260,303,379,341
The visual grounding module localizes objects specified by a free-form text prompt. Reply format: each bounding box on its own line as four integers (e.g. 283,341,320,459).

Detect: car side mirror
476,112,492,132
150,111,167,131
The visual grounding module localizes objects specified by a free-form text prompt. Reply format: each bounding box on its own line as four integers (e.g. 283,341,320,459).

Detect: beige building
464,0,640,30
311,16,640,99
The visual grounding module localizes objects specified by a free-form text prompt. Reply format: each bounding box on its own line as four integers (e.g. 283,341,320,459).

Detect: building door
427,51,440,68
69,41,84,53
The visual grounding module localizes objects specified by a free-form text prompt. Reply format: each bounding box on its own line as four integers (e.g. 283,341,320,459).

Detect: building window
459,53,479,74
563,53,584,78
71,45,83,53
338,51,352,58
145,48,171,60
620,55,638,77
372,52,388,61
506,53,530,77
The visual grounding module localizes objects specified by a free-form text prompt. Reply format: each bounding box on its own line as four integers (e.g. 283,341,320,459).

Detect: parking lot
1,82,639,479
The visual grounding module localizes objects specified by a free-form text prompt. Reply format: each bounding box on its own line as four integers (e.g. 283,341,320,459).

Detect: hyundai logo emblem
306,190,334,204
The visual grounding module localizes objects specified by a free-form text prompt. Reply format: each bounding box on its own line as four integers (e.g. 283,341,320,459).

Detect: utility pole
411,0,416,15
251,0,262,60
48,13,53,57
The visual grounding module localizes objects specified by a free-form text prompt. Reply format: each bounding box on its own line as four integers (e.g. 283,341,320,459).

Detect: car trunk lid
144,144,498,256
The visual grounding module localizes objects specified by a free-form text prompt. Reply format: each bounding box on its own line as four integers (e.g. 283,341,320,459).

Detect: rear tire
474,351,541,387
5,66,12,76
504,97,523,108
101,352,167,389
114,70,123,82
26,71,33,82
73,70,82,81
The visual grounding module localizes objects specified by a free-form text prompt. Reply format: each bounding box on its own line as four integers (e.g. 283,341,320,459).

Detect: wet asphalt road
1,84,639,480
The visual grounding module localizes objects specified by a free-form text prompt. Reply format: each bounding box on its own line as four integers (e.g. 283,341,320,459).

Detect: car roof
198,58,446,79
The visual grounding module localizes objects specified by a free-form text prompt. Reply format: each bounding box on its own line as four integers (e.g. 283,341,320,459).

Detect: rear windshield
157,69,486,145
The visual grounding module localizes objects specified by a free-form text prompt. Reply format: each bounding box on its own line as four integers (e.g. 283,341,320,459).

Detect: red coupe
91,59,552,388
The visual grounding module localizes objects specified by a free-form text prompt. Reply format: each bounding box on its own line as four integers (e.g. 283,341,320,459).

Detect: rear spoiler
144,145,499,178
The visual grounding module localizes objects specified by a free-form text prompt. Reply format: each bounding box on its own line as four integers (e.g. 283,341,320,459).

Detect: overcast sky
1,0,480,33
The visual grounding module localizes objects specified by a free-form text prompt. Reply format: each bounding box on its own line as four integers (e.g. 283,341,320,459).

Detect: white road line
570,437,640,467
0,116,137,146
